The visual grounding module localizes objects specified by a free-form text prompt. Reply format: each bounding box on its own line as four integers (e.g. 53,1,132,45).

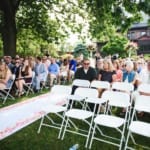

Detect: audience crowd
0,54,150,115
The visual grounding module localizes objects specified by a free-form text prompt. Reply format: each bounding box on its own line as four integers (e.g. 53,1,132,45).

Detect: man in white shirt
138,61,150,84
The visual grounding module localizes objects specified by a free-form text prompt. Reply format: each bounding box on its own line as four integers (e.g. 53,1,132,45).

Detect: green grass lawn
0,89,150,150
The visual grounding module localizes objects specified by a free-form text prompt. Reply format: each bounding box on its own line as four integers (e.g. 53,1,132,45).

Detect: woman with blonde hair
0,61,12,90
98,59,116,83
113,59,123,82
98,59,116,97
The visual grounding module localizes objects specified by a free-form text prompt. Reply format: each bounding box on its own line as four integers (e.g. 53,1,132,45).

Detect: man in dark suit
70,58,97,110
71,58,97,94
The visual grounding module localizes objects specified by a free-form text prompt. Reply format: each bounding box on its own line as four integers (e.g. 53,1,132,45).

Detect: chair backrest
72,79,90,88
51,85,72,95
6,74,16,89
75,87,99,98
137,83,150,94
112,82,134,93
102,90,130,108
135,95,150,113
90,80,110,89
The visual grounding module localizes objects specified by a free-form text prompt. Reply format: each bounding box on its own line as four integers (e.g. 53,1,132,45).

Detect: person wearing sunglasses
70,58,97,110
71,58,97,94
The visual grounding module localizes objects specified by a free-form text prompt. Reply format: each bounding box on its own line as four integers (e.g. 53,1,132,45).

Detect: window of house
141,31,146,36
131,32,135,39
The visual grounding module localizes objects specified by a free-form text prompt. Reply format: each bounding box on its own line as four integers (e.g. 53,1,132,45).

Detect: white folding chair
89,90,131,150
60,88,106,148
90,80,110,112
90,80,110,90
67,87,91,109
112,82,134,125
137,83,150,94
72,79,91,88
24,71,35,96
38,85,72,135
111,82,134,93
125,95,150,150
40,72,49,90
0,74,15,104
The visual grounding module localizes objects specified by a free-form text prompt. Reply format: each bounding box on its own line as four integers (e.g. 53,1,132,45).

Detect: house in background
127,22,150,54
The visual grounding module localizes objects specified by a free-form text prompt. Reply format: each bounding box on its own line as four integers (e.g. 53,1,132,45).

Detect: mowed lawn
0,89,150,150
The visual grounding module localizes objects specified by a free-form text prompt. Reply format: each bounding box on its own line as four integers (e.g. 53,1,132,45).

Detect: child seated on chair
0,61,12,90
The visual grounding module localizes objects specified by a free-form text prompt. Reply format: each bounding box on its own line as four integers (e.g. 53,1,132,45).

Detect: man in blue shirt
48,58,60,86
68,56,77,81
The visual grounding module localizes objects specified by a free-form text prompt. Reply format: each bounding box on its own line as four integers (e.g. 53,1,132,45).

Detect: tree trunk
0,0,18,57
2,11,16,57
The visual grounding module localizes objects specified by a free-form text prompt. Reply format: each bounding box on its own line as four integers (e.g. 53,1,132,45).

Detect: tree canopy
0,0,149,56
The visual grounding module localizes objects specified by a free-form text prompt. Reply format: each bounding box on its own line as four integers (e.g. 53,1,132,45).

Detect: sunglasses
84,63,90,65
15,62,20,64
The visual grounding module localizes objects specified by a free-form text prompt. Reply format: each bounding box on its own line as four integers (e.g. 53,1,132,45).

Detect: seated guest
68,56,77,81
72,58,97,94
4,56,14,73
15,58,32,96
58,59,69,84
113,59,123,82
137,60,150,87
98,59,116,97
48,58,60,86
33,56,47,92
131,61,150,117
0,61,12,90
71,58,97,110
123,60,137,86
12,58,22,79
95,59,103,79
98,59,116,83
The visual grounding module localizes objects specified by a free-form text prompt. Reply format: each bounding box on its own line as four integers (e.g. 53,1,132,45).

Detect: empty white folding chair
112,82,134,94
90,80,110,90
112,82,134,124
89,90,131,150
0,74,15,104
38,85,71,134
60,88,105,148
90,80,110,112
137,83,150,94
125,95,150,150
72,79,90,88
40,72,49,90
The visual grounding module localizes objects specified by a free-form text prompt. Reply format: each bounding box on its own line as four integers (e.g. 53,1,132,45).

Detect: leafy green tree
101,35,128,57
83,0,150,41
0,0,88,56
73,44,89,58
0,0,149,57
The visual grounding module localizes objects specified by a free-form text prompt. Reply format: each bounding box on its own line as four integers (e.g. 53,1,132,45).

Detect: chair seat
42,104,67,114
67,94,86,102
86,97,107,104
65,109,93,120
94,114,125,128
129,121,150,137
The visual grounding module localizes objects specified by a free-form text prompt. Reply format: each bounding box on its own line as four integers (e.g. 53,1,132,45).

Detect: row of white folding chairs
38,84,149,149
38,85,131,150
60,87,131,150
124,83,150,150
72,79,134,93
